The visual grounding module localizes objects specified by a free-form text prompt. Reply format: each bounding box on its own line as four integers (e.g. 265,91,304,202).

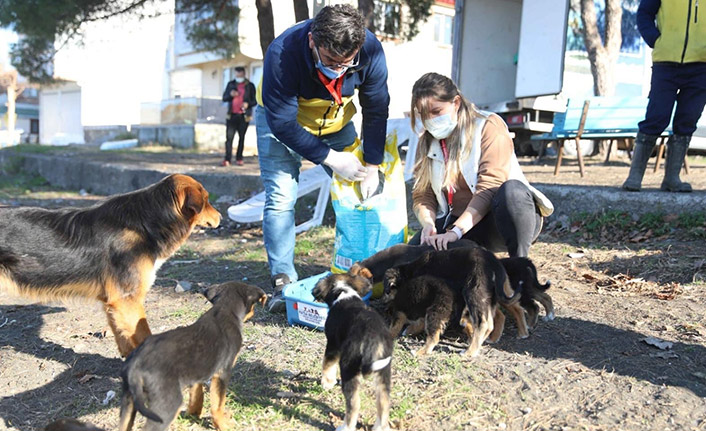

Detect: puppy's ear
359,267,373,280
383,268,401,294
182,186,204,217
243,286,268,309
312,278,329,302
204,283,226,303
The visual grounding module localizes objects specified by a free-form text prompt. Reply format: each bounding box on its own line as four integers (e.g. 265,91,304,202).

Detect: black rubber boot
622,132,658,191
660,135,692,193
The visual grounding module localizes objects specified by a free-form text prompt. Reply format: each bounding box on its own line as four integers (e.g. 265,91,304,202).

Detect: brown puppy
312,273,393,431
119,282,267,431
0,174,221,356
388,247,525,357
44,418,104,431
500,257,554,329
383,270,457,356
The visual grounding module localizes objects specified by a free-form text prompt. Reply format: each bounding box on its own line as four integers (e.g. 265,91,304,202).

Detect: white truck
451,0,570,155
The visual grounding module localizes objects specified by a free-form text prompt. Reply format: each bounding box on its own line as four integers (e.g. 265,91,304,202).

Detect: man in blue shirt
256,5,390,310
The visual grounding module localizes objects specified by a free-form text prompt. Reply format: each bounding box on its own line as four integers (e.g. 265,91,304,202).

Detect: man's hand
323,150,367,182
230,89,237,97
359,165,380,200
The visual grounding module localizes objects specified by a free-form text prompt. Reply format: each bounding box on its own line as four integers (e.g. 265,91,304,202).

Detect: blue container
282,272,373,330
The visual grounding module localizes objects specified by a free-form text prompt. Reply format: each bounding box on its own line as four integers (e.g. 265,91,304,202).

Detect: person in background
221,66,257,167
257,5,389,311
409,72,553,257
622,0,706,192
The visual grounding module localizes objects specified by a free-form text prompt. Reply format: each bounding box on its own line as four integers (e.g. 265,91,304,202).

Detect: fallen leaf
78,374,98,384
582,273,598,281
276,391,298,398
663,213,679,223
642,336,673,350
568,252,585,259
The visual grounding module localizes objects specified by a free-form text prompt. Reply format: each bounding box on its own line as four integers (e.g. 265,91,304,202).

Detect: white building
160,0,456,125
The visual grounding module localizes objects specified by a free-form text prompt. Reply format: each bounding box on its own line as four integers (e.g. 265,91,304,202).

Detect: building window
433,13,453,45
30,119,39,134
374,1,401,38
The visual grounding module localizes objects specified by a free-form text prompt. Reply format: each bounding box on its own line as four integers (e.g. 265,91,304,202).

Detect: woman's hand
426,231,459,251
420,223,437,246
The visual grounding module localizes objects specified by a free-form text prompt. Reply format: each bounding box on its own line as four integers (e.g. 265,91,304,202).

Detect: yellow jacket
639,0,706,63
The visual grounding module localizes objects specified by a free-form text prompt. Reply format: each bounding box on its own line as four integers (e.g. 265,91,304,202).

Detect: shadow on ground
493,315,706,398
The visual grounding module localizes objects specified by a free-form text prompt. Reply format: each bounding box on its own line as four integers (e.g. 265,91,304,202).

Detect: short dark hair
310,5,366,58
234,66,246,74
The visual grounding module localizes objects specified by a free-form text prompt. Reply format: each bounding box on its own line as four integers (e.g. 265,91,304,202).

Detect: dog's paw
462,348,481,357
372,423,391,431
517,333,530,339
213,416,236,431
321,377,337,391
543,312,555,321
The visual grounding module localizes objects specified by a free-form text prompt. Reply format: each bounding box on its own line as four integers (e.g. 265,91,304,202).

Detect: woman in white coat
409,73,553,257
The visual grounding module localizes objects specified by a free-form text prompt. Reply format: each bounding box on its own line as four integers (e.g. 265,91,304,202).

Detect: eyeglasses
314,45,360,70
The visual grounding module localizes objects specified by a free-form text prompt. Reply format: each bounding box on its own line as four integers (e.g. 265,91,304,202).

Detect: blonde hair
410,73,484,194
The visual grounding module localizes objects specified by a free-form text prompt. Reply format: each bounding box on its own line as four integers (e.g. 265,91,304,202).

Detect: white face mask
424,113,458,139
235,77,245,83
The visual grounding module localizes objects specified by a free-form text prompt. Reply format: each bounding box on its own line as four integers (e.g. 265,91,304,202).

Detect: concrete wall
84,125,129,145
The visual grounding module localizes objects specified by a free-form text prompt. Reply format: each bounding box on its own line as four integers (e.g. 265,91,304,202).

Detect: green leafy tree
0,0,241,82
0,0,437,83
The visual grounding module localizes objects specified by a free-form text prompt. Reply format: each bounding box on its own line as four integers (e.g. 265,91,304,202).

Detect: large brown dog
0,174,221,356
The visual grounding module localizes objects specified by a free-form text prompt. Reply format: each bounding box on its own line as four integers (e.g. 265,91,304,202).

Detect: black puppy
312,273,393,431
348,239,478,283
383,270,458,356
390,247,524,356
119,282,267,431
501,257,554,329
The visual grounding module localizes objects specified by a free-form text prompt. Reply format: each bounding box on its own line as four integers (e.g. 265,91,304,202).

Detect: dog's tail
527,261,551,291
125,370,164,424
495,268,521,305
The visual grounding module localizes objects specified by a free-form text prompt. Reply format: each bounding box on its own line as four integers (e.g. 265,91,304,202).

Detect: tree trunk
255,0,275,57
580,0,623,96
358,0,376,32
293,0,309,22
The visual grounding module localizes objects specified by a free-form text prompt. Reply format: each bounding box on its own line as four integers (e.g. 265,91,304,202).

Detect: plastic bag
330,131,408,277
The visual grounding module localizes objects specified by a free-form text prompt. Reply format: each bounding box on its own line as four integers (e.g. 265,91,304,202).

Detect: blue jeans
256,106,357,282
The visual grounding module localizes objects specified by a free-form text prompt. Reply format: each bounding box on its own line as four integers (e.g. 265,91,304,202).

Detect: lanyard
439,138,454,207
316,70,344,106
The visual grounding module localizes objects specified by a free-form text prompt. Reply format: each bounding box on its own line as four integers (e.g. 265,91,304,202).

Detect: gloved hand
323,150,367,182
359,165,380,200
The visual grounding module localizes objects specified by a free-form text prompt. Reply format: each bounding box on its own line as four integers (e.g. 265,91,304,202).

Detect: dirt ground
1,158,705,431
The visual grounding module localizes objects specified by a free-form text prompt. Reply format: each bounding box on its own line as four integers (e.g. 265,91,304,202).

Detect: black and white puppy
312,273,393,431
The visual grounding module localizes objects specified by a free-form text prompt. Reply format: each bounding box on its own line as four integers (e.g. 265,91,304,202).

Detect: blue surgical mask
316,61,347,80
424,113,458,139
